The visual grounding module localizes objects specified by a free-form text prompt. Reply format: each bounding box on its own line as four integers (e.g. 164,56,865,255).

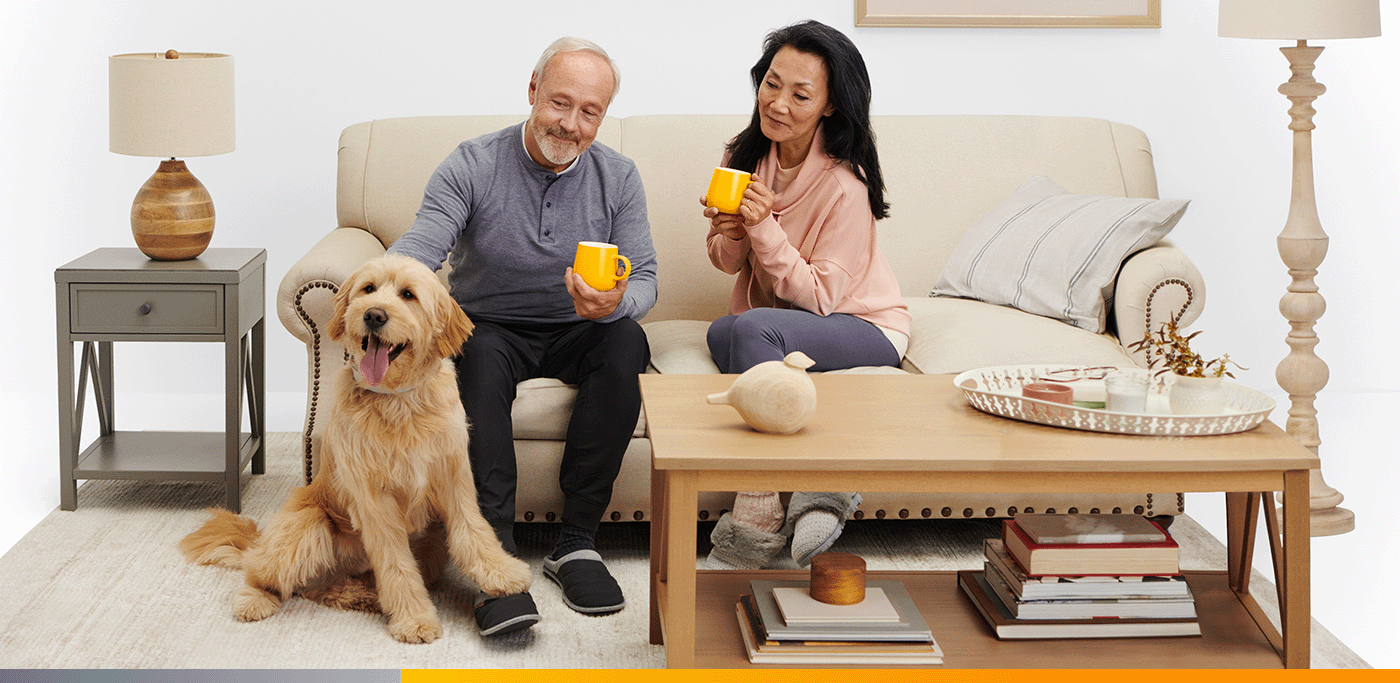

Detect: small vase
1169,374,1227,415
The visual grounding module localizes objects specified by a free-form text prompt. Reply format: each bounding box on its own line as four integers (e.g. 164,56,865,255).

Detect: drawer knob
138,303,153,316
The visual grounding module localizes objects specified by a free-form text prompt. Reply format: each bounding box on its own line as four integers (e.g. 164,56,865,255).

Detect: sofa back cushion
337,115,625,250
621,114,1159,324
620,115,751,323
336,114,1158,324
872,116,1159,296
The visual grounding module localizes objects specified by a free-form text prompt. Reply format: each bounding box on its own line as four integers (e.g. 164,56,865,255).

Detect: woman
701,20,909,570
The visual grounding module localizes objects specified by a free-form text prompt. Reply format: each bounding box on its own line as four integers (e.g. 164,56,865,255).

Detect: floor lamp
1218,0,1381,536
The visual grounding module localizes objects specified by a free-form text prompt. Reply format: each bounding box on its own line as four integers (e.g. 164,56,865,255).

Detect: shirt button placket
541,175,557,243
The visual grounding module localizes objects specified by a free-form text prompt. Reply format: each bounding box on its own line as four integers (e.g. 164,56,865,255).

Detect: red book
1001,519,1179,577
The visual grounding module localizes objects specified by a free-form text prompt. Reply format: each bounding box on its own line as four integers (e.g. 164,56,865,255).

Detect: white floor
2,389,1395,669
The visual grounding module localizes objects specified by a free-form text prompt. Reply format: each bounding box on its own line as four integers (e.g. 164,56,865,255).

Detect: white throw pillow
930,175,1189,333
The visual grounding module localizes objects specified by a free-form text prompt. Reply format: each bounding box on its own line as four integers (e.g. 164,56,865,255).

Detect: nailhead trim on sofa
293,280,339,485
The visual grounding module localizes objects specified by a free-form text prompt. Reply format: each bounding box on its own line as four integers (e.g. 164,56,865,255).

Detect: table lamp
109,51,234,261
1218,0,1381,536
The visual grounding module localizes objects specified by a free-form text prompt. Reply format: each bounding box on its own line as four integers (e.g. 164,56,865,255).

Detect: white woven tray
953,365,1276,436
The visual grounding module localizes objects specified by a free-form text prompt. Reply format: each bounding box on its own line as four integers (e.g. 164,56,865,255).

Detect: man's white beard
532,122,582,166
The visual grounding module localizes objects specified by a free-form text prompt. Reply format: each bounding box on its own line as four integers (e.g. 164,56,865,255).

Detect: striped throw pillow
930,175,1188,334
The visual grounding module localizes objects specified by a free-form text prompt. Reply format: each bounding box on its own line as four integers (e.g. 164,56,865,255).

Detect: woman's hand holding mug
702,167,773,239
702,198,748,241
736,176,773,227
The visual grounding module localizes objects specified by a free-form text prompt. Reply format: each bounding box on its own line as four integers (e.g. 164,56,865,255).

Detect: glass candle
1104,374,1150,413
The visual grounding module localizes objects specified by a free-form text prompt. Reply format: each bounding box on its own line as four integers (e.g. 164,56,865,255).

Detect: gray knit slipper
785,492,862,567
706,512,789,570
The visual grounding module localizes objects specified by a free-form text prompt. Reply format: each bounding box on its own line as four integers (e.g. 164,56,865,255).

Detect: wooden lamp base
131,158,214,261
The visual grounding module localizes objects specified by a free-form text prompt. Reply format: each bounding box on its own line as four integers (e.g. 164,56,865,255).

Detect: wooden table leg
1279,469,1311,668
662,470,698,668
250,318,266,475
1226,491,1260,595
1262,491,1286,628
648,464,667,645
57,337,77,511
224,313,244,513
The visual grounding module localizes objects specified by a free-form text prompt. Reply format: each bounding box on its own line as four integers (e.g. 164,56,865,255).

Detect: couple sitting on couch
387,21,905,637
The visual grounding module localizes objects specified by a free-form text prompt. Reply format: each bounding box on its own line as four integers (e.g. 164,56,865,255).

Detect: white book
749,580,934,641
772,586,903,624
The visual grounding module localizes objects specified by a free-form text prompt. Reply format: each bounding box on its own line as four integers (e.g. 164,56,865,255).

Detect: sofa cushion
900,296,1134,375
511,378,646,440
643,319,721,374
930,175,1188,333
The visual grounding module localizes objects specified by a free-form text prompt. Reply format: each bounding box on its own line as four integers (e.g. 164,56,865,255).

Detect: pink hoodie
707,130,910,335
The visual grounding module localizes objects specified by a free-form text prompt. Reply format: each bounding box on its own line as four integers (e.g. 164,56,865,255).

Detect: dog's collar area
351,366,416,394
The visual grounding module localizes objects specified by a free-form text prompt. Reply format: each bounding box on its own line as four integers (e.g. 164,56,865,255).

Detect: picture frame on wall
855,0,1161,28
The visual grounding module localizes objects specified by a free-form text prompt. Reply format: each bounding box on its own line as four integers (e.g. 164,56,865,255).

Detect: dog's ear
327,277,353,343
435,291,474,358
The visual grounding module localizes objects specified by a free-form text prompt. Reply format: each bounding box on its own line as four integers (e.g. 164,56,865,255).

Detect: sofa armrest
277,227,388,344
1113,240,1206,366
276,226,387,483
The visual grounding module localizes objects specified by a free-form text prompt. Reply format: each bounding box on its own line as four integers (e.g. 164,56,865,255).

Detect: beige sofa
277,114,1203,524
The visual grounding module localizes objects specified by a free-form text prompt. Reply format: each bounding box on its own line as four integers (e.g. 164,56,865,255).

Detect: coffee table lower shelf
663,569,1285,668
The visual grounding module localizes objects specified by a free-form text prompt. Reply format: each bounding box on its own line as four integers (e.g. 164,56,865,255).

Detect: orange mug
573,241,631,291
705,167,752,215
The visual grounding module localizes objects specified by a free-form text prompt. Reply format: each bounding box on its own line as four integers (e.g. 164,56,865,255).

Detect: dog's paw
389,613,443,644
477,554,534,597
233,585,282,622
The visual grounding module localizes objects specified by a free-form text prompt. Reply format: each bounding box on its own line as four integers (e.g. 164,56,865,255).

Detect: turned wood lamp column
1273,42,1353,536
109,51,235,261
1219,0,1380,536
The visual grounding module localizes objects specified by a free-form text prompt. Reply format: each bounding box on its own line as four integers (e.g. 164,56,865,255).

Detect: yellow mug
706,167,752,215
573,241,631,291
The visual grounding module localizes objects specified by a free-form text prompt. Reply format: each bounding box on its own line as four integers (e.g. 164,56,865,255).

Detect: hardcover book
1002,519,1180,577
984,538,1190,600
982,561,1197,620
1013,513,1167,544
735,598,943,665
958,570,1201,640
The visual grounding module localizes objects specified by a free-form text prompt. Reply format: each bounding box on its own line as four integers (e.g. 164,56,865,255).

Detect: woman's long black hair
725,20,889,219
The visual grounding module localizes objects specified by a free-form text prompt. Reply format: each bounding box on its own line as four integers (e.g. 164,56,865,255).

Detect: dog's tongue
360,336,391,386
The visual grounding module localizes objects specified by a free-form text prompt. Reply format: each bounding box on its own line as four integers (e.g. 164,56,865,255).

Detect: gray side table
55,247,267,512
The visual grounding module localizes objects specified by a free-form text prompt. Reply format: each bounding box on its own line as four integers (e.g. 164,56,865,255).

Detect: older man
388,37,656,636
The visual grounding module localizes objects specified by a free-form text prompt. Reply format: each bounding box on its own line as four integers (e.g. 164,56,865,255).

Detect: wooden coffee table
641,373,1318,668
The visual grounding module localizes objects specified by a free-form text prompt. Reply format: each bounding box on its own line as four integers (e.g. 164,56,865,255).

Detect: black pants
454,318,650,536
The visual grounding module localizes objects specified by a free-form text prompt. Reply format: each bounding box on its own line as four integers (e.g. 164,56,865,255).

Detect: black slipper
473,592,541,636
542,549,625,614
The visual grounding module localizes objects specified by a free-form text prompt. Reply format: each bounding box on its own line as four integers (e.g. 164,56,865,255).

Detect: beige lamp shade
1219,0,1381,40
109,52,235,157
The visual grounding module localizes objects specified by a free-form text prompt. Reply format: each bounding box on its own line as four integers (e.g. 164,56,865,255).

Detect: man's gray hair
533,37,622,103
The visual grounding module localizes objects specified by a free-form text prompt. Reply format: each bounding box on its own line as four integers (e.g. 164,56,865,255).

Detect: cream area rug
0,433,1368,668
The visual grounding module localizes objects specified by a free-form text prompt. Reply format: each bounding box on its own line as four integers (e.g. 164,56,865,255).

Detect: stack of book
958,513,1201,639
736,579,943,665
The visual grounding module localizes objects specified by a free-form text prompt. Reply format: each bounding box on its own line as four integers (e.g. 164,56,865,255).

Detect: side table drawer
70,284,224,334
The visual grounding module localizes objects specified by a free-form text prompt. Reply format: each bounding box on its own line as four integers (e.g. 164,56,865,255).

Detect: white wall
4,0,1397,403
3,0,1397,668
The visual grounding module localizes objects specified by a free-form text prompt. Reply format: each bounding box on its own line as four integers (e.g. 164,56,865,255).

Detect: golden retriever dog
180,254,532,643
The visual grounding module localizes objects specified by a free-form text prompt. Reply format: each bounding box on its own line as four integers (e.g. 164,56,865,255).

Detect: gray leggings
706,308,900,373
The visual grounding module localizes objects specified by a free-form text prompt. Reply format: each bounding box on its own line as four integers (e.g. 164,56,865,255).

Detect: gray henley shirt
388,122,658,325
